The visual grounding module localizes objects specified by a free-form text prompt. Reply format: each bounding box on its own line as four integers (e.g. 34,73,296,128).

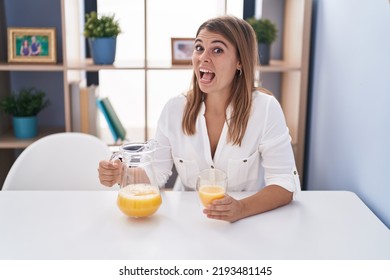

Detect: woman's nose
199,50,211,62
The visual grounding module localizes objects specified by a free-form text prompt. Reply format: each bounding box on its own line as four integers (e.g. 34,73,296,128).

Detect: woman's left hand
203,195,245,223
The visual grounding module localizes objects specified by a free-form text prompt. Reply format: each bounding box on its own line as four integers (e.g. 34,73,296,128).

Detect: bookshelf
0,0,312,185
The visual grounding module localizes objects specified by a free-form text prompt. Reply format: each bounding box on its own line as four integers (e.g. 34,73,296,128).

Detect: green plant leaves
83,11,121,38
246,18,278,44
0,87,50,117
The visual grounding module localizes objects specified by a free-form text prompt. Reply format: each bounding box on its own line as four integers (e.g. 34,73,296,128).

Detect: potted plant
246,17,278,65
0,87,50,139
84,11,121,65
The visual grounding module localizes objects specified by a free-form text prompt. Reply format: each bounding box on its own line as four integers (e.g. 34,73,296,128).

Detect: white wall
306,0,390,228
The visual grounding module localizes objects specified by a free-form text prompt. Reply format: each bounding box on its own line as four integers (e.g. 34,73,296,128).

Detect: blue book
100,97,127,141
96,98,118,142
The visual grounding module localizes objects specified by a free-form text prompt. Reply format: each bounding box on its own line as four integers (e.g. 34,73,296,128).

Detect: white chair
2,132,112,191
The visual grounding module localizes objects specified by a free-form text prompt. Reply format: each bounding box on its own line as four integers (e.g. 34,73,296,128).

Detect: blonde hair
182,15,260,146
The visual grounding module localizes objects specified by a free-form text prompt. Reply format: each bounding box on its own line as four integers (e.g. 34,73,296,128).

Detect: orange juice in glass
196,169,227,207
117,184,162,218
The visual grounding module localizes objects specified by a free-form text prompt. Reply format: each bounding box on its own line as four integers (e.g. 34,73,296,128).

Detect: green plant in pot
84,11,121,65
0,87,50,139
246,17,278,65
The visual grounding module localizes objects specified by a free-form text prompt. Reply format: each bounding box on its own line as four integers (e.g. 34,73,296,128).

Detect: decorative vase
258,43,271,65
12,116,38,139
88,37,117,65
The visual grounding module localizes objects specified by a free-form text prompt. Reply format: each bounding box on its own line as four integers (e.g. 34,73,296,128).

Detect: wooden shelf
0,127,65,149
66,59,145,71
259,60,301,72
0,63,64,72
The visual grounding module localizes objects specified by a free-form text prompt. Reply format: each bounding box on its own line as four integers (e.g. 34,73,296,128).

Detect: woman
20,40,31,56
98,15,300,222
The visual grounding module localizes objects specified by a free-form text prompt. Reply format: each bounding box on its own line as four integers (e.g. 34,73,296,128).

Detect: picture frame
171,38,194,65
7,27,57,63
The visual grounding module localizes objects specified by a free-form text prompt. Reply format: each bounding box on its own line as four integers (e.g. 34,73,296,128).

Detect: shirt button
211,165,214,169
293,171,297,175
243,159,247,163
179,160,183,163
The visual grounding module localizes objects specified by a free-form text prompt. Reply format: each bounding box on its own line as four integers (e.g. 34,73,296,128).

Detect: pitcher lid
120,139,157,154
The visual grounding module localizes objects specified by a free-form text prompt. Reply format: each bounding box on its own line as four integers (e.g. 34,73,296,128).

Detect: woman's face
192,29,240,98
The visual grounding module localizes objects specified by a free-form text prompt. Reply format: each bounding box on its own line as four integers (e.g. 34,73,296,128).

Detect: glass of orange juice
196,168,227,207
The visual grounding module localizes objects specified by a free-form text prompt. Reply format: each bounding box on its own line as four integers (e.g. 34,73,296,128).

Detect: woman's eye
194,45,203,52
213,48,223,54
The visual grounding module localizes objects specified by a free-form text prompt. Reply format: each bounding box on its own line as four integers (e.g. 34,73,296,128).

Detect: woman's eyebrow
195,38,228,48
211,40,228,48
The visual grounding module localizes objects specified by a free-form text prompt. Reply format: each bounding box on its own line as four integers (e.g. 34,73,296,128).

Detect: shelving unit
280,0,312,181
0,0,312,185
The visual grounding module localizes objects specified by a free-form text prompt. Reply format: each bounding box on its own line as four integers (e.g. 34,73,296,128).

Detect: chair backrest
2,132,113,191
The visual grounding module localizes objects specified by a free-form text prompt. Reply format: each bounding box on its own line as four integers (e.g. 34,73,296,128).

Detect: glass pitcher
111,140,162,218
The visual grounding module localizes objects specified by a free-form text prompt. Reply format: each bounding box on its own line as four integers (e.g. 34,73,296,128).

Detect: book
100,97,126,141
79,87,90,133
96,98,118,141
69,81,81,132
87,85,99,136
80,85,99,136
96,97,127,142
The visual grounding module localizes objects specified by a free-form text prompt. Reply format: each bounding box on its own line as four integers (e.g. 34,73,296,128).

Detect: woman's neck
204,91,229,115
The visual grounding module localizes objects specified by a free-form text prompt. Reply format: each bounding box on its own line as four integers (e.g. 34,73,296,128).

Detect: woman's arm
203,184,293,223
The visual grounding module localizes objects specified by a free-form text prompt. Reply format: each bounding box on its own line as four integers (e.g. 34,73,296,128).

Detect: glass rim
198,168,227,177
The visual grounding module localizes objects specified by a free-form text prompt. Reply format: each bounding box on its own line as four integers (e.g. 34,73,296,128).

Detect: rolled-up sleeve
258,97,301,194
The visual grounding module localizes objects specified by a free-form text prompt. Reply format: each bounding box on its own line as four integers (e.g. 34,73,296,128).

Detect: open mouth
200,68,215,81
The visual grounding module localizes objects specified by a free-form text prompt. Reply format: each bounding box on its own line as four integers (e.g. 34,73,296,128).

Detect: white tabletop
0,190,389,260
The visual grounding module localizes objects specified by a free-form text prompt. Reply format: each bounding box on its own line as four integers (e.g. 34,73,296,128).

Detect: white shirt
153,91,300,193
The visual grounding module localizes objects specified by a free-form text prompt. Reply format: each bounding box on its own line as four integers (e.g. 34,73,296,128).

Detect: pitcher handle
110,151,122,162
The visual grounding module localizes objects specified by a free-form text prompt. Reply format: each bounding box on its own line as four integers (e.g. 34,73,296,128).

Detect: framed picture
7,27,57,63
171,38,194,65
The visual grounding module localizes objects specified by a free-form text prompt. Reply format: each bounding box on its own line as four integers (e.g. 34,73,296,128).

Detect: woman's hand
203,185,293,222
203,195,245,223
98,159,122,187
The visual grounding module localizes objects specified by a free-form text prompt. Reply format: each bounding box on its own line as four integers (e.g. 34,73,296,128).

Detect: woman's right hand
98,159,122,187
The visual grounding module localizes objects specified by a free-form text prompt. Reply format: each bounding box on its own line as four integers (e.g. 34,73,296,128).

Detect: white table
0,190,389,260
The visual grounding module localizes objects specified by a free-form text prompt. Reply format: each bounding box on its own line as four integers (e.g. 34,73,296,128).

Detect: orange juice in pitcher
111,140,162,218
117,184,162,217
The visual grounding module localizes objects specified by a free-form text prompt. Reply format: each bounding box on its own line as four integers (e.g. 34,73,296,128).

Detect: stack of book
69,82,99,136
69,81,127,143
